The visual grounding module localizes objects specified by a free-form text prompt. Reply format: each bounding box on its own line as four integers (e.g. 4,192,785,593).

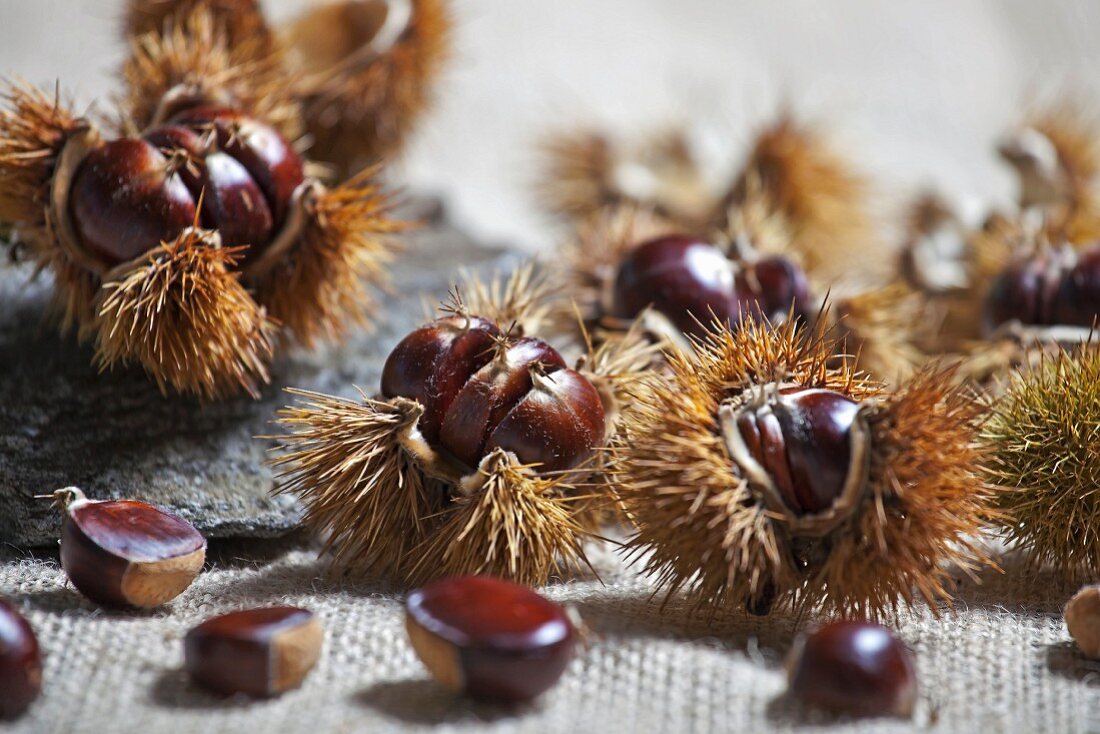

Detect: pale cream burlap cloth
0,536,1092,734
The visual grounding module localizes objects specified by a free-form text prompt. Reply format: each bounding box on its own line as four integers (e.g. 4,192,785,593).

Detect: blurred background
0,0,1098,250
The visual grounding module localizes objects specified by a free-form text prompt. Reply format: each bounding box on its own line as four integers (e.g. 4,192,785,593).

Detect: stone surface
0,198,514,548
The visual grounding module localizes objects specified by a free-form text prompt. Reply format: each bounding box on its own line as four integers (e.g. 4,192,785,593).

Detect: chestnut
67,104,305,268
0,599,42,720
52,487,206,608
1065,584,1100,658
381,317,606,473
985,244,1100,333
610,235,813,338
728,387,863,517
787,621,917,718
405,576,576,702
184,606,323,698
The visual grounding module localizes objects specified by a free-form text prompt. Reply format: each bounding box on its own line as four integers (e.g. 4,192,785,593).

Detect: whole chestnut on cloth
610,315,996,616
45,487,206,608
184,606,323,697
0,35,399,399
787,621,917,718
271,269,651,586
0,599,42,720
405,576,575,702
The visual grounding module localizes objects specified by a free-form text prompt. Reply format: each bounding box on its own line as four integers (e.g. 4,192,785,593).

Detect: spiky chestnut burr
535,128,714,229
610,316,995,617
982,347,1100,580
271,279,645,586
0,80,398,399
284,0,452,173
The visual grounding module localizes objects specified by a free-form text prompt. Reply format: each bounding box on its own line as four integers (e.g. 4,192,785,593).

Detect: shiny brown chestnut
985,244,1100,333
52,487,206,608
728,387,863,517
381,317,606,473
787,621,917,718
0,599,42,720
405,576,576,702
68,105,304,267
610,235,812,338
184,606,323,697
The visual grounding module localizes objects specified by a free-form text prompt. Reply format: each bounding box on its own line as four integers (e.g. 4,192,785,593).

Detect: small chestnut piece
184,607,323,697
1065,584,1100,658
0,599,42,720
405,576,576,702
787,621,917,718
53,487,206,608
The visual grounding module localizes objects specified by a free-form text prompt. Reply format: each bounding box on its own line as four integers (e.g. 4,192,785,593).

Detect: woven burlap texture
0,538,1093,734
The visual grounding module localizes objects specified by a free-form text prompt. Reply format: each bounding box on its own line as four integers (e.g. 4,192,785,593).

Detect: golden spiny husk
288,0,453,172
982,347,1100,581
124,0,272,51
94,228,277,399
271,390,446,579
456,261,558,338
405,451,591,586
719,115,876,281
121,4,299,139
250,170,401,347
833,283,927,385
613,316,996,618
536,128,712,228
271,280,631,586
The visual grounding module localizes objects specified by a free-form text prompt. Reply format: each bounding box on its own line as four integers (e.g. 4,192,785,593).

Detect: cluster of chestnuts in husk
0,0,421,399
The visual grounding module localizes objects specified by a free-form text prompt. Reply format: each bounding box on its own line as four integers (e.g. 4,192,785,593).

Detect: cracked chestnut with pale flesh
0,599,42,720
405,575,576,702
184,606,323,697
787,620,917,717
381,316,606,473
53,487,206,608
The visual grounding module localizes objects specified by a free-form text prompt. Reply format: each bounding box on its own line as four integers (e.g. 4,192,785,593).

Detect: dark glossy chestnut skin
60,494,207,608
184,607,323,697
736,387,859,516
68,105,304,267
381,316,606,473
0,599,42,720
787,621,917,718
985,244,1100,332
611,235,812,338
405,576,576,702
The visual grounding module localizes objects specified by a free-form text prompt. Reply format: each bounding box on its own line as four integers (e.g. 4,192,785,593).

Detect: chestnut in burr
184,607,323,697
787,621,917,718
49,487,206,609
405,576,575,702
0,599,42,720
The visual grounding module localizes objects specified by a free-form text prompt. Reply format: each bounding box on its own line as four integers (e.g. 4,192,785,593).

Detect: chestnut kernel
53,487,206,608
787,621,917,718
405,576,576,702
0,599,42,720
1065,584,1100,658
184,607,323,698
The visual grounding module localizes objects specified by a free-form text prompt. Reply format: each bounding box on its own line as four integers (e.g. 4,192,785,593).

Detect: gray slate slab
0,198,515,547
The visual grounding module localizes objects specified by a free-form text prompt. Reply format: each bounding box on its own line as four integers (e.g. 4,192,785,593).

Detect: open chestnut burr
125,0,452,174
609,315,996,617
271,268,651,586
0,11,399,399
542,114,923,385
405,576,576,702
